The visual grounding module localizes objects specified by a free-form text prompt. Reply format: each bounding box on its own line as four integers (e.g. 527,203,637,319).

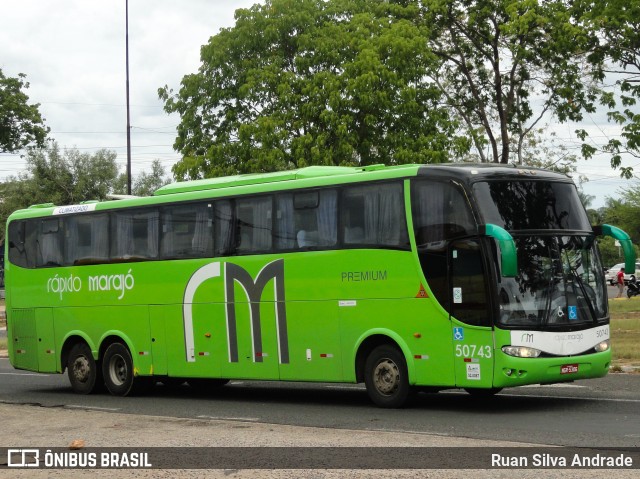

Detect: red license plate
560,363,579,374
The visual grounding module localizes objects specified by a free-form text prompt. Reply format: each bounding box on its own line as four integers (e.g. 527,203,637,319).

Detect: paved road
1,357,639,449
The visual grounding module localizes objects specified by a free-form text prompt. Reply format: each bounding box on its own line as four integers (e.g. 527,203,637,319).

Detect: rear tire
364,345,411,408
67,343,99,394
102,342,152,396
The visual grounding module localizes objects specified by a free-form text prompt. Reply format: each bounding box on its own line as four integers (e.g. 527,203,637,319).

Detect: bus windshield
472,180,605,328
473,180,591,231
495,235,607,328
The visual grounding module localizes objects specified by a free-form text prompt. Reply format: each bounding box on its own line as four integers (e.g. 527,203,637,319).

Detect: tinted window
473,181,591,230
111,209,159,260
161,203,213,259
8,220,37,268
412,180,477,311
236,196,273,254
37,218,64,267
214,200,234,256
450,238,491,326
276,189,338,250
412,180,476,246
64,213,109,265
342,182,409,248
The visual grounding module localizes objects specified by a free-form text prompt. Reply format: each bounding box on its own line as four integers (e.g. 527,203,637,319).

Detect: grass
610,298,640,370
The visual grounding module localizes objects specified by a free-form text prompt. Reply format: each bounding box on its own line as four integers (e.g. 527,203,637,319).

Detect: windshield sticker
568,306,578,320
453,287,462,304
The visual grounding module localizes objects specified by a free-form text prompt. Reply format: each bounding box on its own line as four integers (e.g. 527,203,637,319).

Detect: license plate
560,363,579,374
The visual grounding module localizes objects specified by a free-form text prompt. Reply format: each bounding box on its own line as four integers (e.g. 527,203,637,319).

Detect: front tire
67,343,99,394
102,342,152,396
364,345,411,408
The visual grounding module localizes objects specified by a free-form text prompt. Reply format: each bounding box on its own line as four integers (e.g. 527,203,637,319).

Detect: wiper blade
568,265,598,322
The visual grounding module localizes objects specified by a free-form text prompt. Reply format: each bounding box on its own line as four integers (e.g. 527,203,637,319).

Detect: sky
0,0,637,208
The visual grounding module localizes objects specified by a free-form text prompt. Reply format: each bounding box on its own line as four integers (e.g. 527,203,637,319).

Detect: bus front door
448,238,496,390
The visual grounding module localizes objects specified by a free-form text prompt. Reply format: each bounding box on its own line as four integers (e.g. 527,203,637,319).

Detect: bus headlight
594,339,610,353
501,346,542,358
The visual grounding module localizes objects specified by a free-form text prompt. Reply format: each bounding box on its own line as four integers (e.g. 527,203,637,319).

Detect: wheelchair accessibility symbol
453,327,464,341
568,305,578,320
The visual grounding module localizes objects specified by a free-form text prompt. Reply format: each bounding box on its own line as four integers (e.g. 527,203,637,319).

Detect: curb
0,350,7,359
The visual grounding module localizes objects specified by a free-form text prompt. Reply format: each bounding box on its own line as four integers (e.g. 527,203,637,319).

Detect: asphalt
1,295,637,477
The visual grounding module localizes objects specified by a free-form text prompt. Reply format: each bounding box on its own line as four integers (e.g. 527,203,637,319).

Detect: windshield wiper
567,263,598,323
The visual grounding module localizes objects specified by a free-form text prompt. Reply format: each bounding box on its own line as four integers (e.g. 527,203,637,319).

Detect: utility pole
125,0,132,195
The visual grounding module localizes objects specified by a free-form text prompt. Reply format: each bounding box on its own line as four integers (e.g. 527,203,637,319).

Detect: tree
160,0,467,180
0,144,118,237
112,159,172,196
421,0,600,164
0,68,49,152
598,194,640,266
573,0,640,178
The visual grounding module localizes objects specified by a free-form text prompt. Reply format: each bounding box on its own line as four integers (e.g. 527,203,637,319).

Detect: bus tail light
501,346,542,358
594,340,610,353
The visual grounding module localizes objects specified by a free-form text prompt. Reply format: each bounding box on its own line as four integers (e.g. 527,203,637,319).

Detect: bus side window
111,209,159,260
64,214,109,265
342,182,408,249
214,200,234,256
37,218,64,267
8,220,36,268
412,180,477,312
274,189,338,251
235,196,273,254
161,203,212,259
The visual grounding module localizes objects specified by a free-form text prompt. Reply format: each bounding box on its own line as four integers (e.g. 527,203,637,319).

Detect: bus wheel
102,343,152,396
464,387,502,397
364,345,410,408
67,343,98,394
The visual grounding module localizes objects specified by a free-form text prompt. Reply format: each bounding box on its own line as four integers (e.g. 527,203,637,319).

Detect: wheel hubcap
72,356,90,383
108,354,127,386
373,358,400,395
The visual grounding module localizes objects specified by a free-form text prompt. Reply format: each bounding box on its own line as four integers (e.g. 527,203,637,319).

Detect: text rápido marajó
46,270,135,300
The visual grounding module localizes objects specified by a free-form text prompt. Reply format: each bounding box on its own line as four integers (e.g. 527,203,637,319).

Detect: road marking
66,405,121,412
438,389,640,403
520,384,586,389
196,415,260,422
501,393,640,403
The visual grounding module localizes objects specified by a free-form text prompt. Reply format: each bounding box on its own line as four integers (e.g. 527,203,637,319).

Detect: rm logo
182,259,289,364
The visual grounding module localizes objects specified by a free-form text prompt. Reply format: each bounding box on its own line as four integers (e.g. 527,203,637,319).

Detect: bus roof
9,163,572,219
153,164,410,196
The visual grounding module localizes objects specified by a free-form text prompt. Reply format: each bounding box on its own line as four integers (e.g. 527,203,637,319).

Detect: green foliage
160,0,465,180
0,68,50,152
602,192,640,245
422,0,599,164
112,159,172,196
597,236,626,268
573,0,640,177
0,144,118,239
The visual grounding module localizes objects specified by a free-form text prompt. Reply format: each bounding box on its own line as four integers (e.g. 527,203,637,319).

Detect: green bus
4,164,634,407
